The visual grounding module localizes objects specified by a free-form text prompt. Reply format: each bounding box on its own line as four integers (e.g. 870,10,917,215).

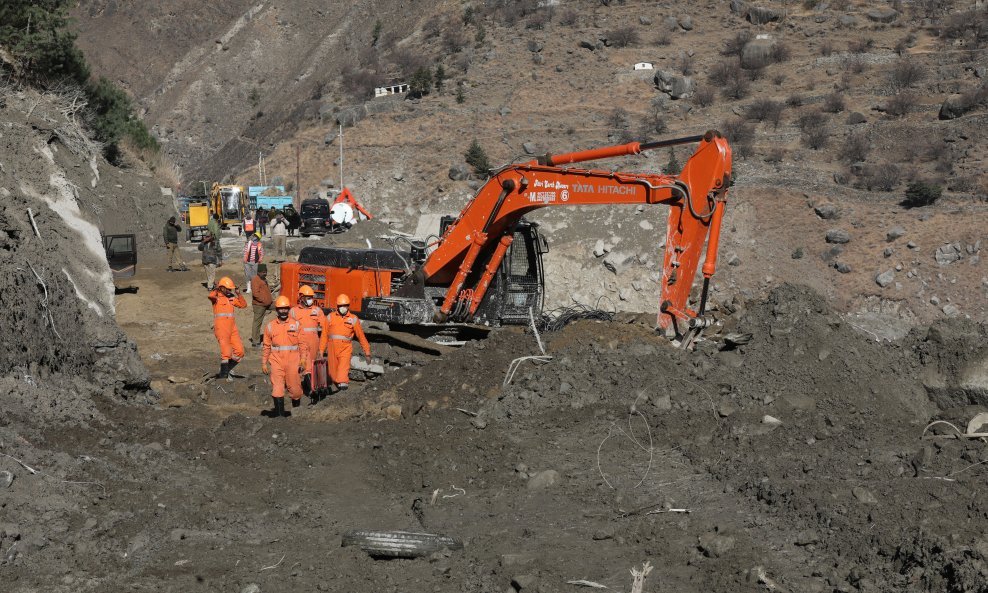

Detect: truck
248,185,295,211
279,131,732,344
185,201,211,243
298,197,333,237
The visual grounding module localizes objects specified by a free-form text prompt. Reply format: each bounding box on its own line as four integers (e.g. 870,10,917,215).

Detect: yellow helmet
274,295,292,308
217,277,235,290
298,285,315,297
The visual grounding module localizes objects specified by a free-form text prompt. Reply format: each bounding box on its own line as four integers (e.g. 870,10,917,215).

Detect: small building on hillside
374,83,410,98
633,62,654,71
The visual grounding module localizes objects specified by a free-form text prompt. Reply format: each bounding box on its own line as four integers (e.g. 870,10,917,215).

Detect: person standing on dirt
250,264,274,347
163,216,189,272
208,213,223,261
209,277,247,380
198,230,221,290
242,211,255,237
262,295,309,417
326,293,371,392
243,233,263,294
271,213,289,261
257,207,269,237
287,209,301,236
290,285,328,395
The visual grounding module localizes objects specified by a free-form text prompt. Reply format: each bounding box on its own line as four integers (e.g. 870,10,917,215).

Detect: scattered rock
839,14,857,27
718,402,739,417
652,392,672,411
511,574,537,591
942,304,960,318
875,270,895,288
663,16,680,31
866,7,899,23
730,0,748,15
602,251,629,274
593,239,609,258
834,262,852,274
653,70,695,99
747,6,781,25
935,243,962,265
384,404,402,419
448,163,471,181
241,585,261,593
499,106,512,116
762,415,782,426
886,227,906,242
851,486,878,504
727,253,741,267
167,375,189,384
698,532,736,557
907,241,918,249
678,15,694,30
825,229,851,244
527,40,543,53
795,529,821,546
639,220,653,230
501,553,535,567
578,40,596,51
930,295,940,306
639,16,652,25
814,203,840,220
527,469,561,490
0,470,13,489
883,247,894,258
471,417,487,430
939,94,969,120
522,142,537,155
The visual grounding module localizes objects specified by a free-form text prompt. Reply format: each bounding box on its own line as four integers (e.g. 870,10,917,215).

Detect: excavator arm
418,130,732,333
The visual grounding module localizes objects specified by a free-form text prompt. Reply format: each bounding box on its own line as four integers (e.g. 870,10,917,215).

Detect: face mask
338,306,349,315
304,297,314,307
277,308,289,321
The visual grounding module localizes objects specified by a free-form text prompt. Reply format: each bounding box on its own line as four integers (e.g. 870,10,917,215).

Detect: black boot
263,397,279,418
290,398,301,409
301,374,312,395
217,362,229,379
279,397,291,417
228,359,245,378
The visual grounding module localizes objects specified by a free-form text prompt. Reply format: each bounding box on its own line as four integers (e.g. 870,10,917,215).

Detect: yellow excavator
209,183,248,232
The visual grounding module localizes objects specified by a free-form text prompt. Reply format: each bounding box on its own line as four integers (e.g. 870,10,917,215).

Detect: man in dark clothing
198,230,221,289
257,208,269,236
250,264,276,346
286,209,301,236
208,213,223,261
163,216,189,272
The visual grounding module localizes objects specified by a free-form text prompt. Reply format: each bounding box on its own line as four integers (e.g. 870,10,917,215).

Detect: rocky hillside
73,0,988,329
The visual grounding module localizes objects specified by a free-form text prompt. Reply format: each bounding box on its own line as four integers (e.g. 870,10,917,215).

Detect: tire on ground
341,530,463,559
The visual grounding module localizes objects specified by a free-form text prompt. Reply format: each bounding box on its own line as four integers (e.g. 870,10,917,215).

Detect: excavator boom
420,131,732,332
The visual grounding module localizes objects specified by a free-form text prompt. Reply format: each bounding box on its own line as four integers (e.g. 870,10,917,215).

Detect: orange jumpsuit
291,304,329,377
262,317,309,400
326,310,371,387
208,290,247,363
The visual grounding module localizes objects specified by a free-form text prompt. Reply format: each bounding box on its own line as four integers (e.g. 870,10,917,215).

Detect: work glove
261,363,270,375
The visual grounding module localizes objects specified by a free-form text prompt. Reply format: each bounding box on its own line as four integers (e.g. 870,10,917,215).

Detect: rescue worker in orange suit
326,294,371,391
261,296,309,417
208,276,247,379
290,285,329,396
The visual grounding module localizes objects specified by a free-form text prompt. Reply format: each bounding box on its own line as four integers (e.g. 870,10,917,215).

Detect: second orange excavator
280,131,732,342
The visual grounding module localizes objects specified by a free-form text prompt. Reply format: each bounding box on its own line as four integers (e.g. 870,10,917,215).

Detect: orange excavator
280,131,732,342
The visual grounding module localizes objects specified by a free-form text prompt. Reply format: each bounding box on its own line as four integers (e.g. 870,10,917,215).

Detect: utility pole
339,124,344,189
295,144,301,208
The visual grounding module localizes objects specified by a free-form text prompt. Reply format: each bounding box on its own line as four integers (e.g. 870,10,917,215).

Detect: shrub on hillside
443,27,468,53
720,117,754,158
819,40,835,57
526,10,551,30
848,38,875,53
885,92,914,117
709,59,750,100
655,31,672,46
746,99,784,127
607,26,640,48
771,43,792,63
859,163,900,191
394,50,428,78
693,85,715,107
639,100,668,137
340,64,385,100
890,59,925,90
559,8,579,26
902,181,943,208
408,67,433,98
678,53,695,76
798,111,829,150
822,92,846,113
722,31,752,57
785,93,804,107
840,132,870,163
465,139,491,175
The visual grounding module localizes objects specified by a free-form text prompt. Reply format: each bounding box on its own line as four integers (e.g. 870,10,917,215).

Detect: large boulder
866,8,899,23
935,243,963,265
653,70,695,99
335,106,365,127
746,6,781,24
939,94,969,120
448,163,471,181
730,0,747,15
